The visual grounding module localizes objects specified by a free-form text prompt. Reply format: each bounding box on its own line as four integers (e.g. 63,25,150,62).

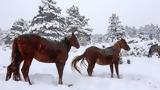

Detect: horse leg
114,62,120,78
56,62,65,85
21,59,32,85
6,59,20,81
158,51,160,58
6,63,15,81
109,64,114,78
13,58,23,81
87,61,96,76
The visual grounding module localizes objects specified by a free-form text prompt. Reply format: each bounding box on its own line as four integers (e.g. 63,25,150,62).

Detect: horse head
148,44,159,57
118,38,130,51
67,32,80,49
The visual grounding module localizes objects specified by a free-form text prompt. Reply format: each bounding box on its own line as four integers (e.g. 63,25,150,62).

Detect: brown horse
6,32,80,85
71,38,130,78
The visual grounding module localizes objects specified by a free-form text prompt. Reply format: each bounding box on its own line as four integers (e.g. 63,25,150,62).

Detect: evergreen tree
3,19,29,47
139,24,155,40
124,26,137,38
137,24,159,40
154,25,160,41
91,34,104,44
0,28,2,38
0,28,3,45
107,13,125,42
30,0,65,40
65,5,92,45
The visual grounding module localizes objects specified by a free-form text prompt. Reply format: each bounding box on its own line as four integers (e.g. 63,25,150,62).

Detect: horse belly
96,58,112,65
34,52,54,63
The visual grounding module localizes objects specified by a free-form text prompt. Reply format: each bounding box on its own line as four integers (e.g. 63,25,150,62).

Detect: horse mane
60,37,71,52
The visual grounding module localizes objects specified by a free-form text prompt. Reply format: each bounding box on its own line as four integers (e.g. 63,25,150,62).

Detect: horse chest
56,51,68,62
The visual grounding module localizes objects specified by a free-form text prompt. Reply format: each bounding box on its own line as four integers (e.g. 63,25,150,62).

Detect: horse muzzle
126,46,130,51
76,45,80,49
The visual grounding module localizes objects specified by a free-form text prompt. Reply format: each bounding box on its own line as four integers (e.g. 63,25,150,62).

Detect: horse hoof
24,77,32,85
111,74,113,78
5,75,11,81
117,76,120,79
28,80,32,85
58,82,63,85
28,82,32,85
5,78,9,81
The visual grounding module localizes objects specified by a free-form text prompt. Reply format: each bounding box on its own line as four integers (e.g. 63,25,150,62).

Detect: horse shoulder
56,49,68,62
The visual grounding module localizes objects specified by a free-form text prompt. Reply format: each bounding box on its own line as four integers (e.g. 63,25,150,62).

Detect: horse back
101,46,114,56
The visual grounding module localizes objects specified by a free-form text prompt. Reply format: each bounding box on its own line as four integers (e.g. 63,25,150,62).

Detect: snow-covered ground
0,45,160,90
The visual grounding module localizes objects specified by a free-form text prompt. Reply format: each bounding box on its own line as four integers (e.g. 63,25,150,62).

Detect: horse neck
61,37,71,52
113,42,122,53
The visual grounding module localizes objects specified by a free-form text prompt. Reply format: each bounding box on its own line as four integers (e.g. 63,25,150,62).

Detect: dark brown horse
148,44,160,57
71,39,130,78
6,32,80,85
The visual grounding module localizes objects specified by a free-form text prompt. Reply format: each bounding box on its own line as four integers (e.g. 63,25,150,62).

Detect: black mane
61,37,71,52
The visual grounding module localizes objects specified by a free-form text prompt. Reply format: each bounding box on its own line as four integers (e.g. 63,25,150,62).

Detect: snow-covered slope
124,38,158,57
0,45,160,90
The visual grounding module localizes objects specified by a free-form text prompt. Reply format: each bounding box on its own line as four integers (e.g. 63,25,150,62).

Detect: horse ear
121,38,125,41
118,38,122,41
72,32,75,36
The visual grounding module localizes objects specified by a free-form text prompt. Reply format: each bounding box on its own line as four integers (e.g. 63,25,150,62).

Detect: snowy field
0,46,160,90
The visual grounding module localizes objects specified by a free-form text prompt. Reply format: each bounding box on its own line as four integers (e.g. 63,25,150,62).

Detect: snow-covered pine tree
29,0,65,40
3,19,29,47
124,26,137,38
137,24,159,41
65,5,92,45
155,25,160,41
0,28,2,38
0,28,2,45
146,24,156,40
91,34,104,44
106,13,125,42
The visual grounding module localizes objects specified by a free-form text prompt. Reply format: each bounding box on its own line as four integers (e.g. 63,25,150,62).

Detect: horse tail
71,53,85,74
11,38,22,65
80,58,87,68
6,38,22,81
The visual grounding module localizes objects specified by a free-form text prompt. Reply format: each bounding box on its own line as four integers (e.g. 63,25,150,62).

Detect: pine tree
3,19,29,47
29,0,65,40
124,26,137,38
0,28,2,38
155,25,160,41
0,28,3,45
91,34,104,44
65,5,92,45
107,13,125,42
137,24,159,40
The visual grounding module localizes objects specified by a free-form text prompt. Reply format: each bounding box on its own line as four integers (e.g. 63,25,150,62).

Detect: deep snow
0,45,160,90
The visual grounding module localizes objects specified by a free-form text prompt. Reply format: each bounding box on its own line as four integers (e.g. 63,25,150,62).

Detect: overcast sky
0,0,160,34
